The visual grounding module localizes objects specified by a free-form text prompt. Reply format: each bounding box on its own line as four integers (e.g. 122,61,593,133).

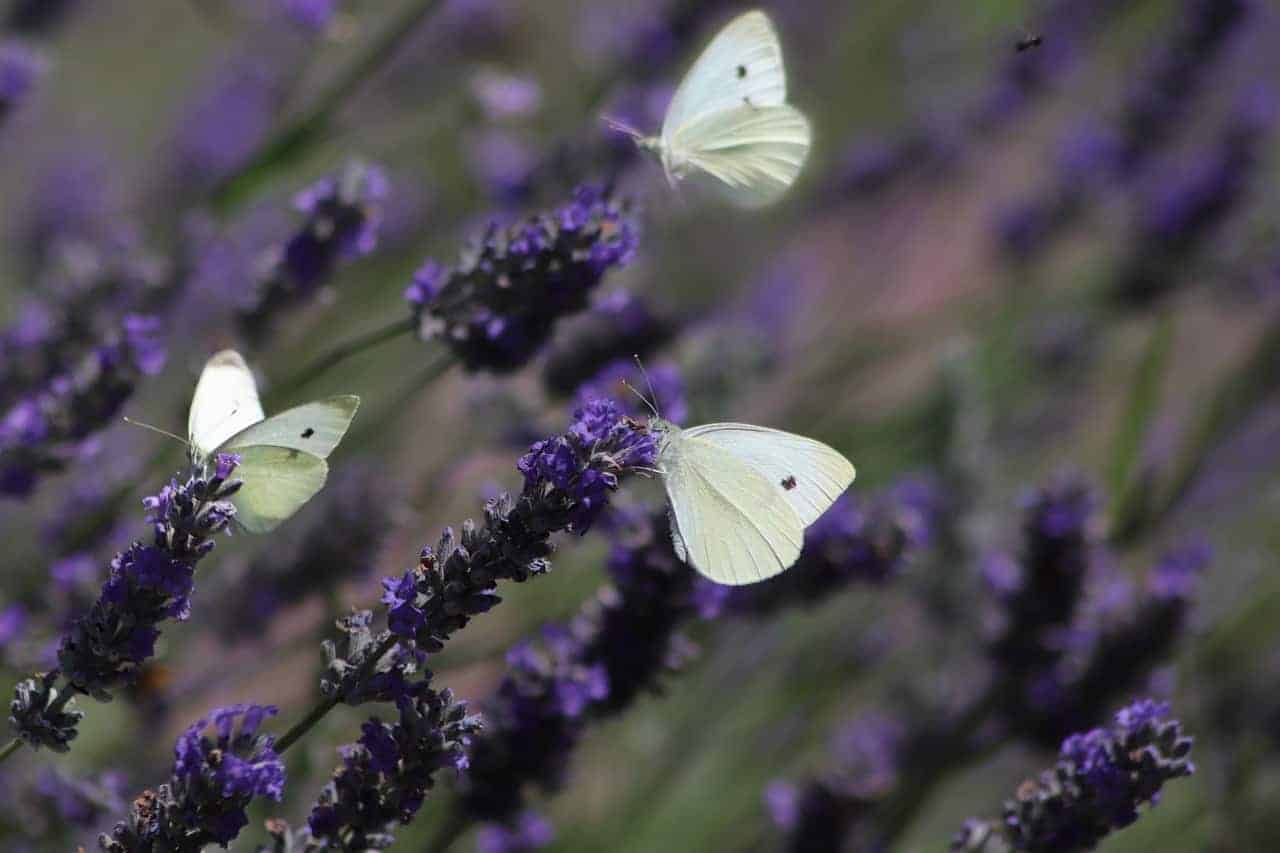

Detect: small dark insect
736,64,747,78
1015,34,1043,52
301,428,315,438
781,475,798,491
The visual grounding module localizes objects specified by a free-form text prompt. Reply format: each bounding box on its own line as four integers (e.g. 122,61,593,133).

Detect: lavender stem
267,316,418,400
0,737,22,764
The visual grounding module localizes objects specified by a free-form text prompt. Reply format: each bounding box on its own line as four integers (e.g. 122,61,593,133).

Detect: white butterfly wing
661,430,805,585
188,350,266,460
663,10,786,142
677,104,811,208
684,423,855,526
230,445,329,534
221,396,360,460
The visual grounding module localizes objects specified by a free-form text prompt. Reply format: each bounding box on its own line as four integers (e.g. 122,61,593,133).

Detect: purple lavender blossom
951,699,1194,852
242,161,389,335
406,186,638,372
8,455,241,751
0,315,166,497
100,704,285,850
306,685,480,849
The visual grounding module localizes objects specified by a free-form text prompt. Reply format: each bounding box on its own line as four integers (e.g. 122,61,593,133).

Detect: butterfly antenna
601,115,644,141
122,416,189,447
631,354,662,419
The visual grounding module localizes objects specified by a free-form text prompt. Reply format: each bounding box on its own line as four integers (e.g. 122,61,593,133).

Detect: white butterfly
187,350,359,533
653,419,855,585
609,10,812,208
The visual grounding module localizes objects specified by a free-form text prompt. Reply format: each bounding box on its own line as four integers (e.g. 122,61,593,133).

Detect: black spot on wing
781,475,798,491
736,64,747,78
301,428,315,438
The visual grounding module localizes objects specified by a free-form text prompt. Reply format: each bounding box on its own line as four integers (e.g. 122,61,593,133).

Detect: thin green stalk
268,316,416,400
208,0,447,214
275,634,398,755
0,737,23,765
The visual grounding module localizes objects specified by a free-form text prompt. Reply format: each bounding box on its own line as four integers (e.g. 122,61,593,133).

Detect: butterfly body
653,419,855,585
187,350,359,533
619,10,812,208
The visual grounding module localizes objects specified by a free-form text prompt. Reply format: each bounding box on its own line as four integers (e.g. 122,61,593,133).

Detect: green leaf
1107,313,1174,541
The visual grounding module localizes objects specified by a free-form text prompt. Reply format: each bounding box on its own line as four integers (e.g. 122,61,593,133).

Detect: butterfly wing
229,445,329,534
676,104,811,208
188,350,265,461
661,430,805,585
221,396,360,460
684,423,855,526
662,10,786,143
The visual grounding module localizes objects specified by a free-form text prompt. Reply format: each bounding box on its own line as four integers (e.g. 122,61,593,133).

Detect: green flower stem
208,0,447,215
267,316,417,401
0,737,23,765
275,634,398,755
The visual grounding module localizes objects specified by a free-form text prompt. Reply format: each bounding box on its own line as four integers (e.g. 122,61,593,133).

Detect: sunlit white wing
684,423,855,526
230,445,329,534
663,10,786,141
221,396,360,459
188,350,265,461
661,431,804,585
677,104,811,208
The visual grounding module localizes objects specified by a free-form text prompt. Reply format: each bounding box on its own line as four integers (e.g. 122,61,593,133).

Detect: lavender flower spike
0,40,47,123
951,699,1194,853
8,455,240,752
406,185,638,372
100,704,285,851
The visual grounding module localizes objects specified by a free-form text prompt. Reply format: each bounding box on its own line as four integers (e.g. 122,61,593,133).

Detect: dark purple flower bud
9,670,84,752
101,704,285,850
306,685,481,848
407,186,638,372
952,699,1194,852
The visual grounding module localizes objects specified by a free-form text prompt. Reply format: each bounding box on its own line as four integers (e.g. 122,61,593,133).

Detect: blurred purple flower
471,69,542,121
34,767,127,828
281,0,336,30
171,58,283,188
478,813,555,853
243,161,389,335
0,315,166,497
575,359,688,424
542,290,678,397
0,40,46,120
